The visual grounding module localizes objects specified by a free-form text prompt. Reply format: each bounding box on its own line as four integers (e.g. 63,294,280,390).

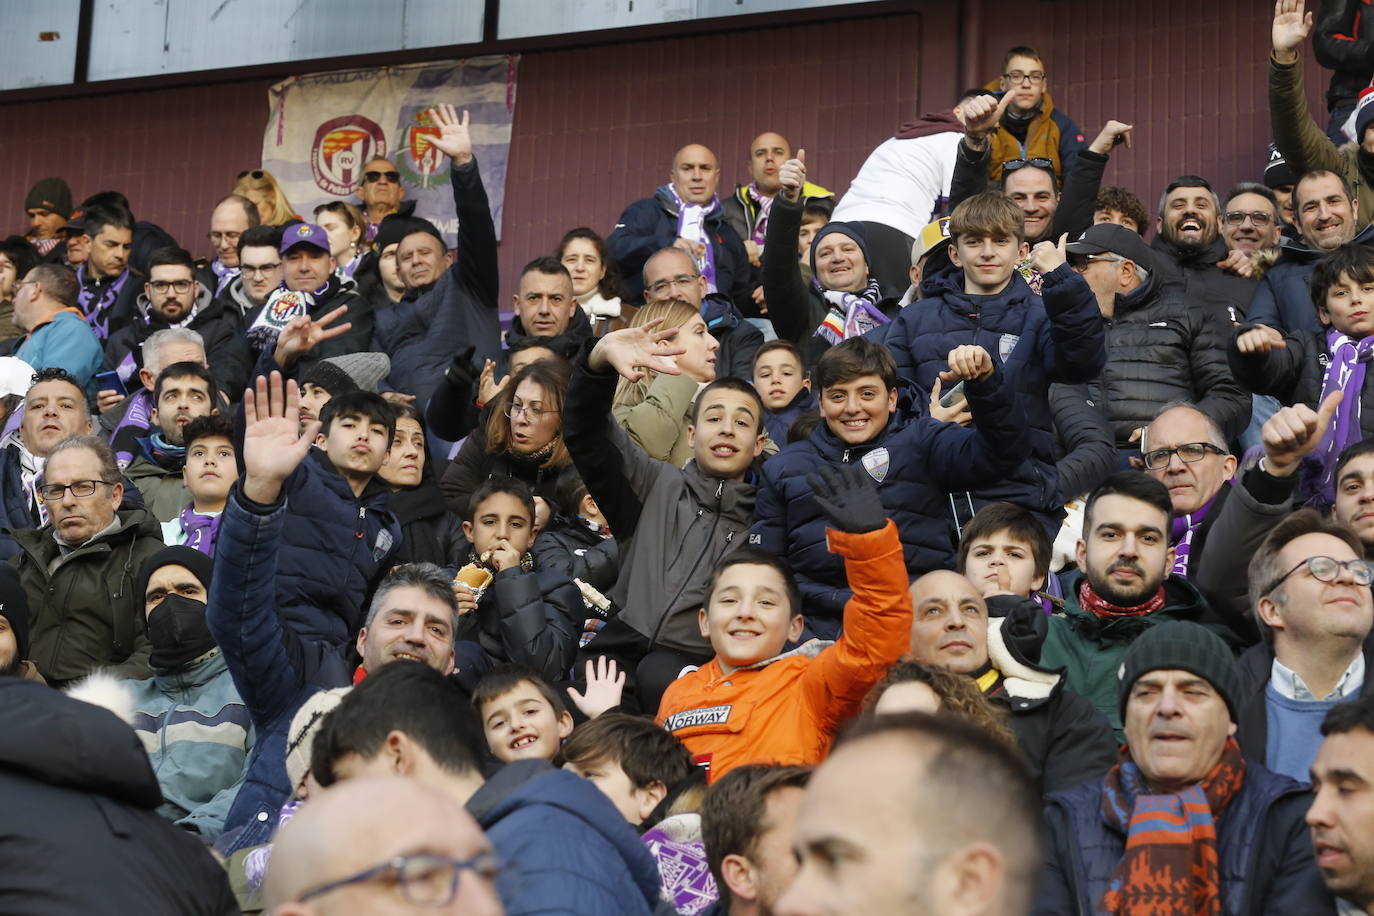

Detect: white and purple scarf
662,185,720,293
177,505,221,556
815,277,889,344
208,258,238,296
747,182,774,246
1169,483,1227,578
1305,328,1374,504
76,264,130,341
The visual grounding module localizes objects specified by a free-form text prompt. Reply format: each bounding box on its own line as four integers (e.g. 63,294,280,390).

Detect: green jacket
1040,574,1210,739
1270,53,1374,228
11,506,166,684
125,452,190,523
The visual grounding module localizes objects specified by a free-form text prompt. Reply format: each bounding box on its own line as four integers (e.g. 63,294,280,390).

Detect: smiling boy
658,464,911,781
475,664,575,764
751,339,815,445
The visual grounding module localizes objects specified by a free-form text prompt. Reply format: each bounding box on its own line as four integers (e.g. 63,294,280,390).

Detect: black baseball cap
1065,223,1155,272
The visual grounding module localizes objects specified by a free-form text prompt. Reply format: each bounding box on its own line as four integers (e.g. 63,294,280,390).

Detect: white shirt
1270,653,1366,701
831,132,962,238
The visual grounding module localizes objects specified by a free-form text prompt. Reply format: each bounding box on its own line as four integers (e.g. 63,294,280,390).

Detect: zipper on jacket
357,506,366,539
650,480,727,649
842,448,850,463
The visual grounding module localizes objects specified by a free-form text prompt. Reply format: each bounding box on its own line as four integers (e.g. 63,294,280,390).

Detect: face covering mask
146,594,218,670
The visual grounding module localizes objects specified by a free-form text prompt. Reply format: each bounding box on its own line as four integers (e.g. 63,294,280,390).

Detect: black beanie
134,547,215,632
808,221,874,284
1117,621,1240,723
25,177,73,219
0,565,31,663
375,215,442,254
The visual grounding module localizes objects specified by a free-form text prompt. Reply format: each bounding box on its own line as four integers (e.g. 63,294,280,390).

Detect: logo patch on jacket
998,333,1020,363
861,447,890,483
664,705,733,731
373,529,394,562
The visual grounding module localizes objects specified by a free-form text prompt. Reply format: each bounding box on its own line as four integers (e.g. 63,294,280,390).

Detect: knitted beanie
1357,87,1374,147
809,221,874,282
285,687,352,792
25,177,73,218
375,215,442,254
1117,620,1240,723
302,352,390,395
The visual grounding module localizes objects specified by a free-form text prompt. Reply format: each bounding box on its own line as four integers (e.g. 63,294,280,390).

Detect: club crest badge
998,332,1021,363
861,448,890,483
311,115,387,196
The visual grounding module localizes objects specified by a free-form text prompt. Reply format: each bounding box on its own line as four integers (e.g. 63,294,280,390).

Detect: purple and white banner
262,55,518,243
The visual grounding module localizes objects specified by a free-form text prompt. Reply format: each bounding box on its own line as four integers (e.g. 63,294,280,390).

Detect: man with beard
196,195,259,297
124,362,219,522
1250,169,1374,334
1308,698,1374,915
608,143,753,314
1039,471,1227,737
1152,176,1258,325
102,246,251,401
122,547,253,839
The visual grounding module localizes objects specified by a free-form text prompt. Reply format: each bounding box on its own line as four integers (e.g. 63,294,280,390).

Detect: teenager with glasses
1234,509,1374,783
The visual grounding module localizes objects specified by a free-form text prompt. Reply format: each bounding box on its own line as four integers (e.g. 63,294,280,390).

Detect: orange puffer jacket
656,520,912,782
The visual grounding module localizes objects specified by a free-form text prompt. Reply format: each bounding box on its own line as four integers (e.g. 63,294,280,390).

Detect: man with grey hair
1235,509,1374,783
1220,182,1284,257
1139,397,1337,640
777,712,1040,916
1066,222,1249,452
0,368,96,548
10,433,165,684
100,326,208,469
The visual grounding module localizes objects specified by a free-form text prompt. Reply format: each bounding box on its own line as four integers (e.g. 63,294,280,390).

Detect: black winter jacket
103,290,251,400
1150,234,1256,326
454,562,583,685
1049,383,1118,499
533,515,620,594
948,142,1106,242
1090,274,1250,443
0,677,239,915
1035,761,1332,915
703,292,763,381
1246,224,1374,334
607,188,753,313
388,480,467,570
440,423,570,517
1315,0,1374,112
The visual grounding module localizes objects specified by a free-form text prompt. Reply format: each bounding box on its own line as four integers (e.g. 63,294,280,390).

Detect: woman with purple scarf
160,414,236,556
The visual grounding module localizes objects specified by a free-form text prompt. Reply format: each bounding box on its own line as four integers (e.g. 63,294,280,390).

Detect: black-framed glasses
1140,442,1226,470
149,279,194,294
506,401,549,421
646,273,701,297
241,262,282,277
365,170,401,184
1003,157,1054,174
38,479,115,502
1262,555,1374,596
1004,70,1045,85
237,169,264,180
1224,210,1275,227
296,852,502,906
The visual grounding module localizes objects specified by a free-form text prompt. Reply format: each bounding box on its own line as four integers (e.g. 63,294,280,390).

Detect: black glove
805,463,886,534
445,346,476,387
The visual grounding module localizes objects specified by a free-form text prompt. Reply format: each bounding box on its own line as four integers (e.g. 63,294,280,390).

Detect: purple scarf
209,258,238,296
76,264,130,340
642,818,717,914
1306,328,1374,504
747,182,774,246
1169,484,1225,578
178,504,221,556
814,277,889,344
662,184,721,293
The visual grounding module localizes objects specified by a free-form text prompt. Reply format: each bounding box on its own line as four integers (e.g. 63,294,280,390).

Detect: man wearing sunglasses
1235,510,1374,783
1139,397,1336,643
356,156,407,241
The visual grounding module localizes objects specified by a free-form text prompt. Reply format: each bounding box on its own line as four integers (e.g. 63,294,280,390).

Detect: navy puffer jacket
1034,762,1332,915
883,261,1106,525
751,373,1028,628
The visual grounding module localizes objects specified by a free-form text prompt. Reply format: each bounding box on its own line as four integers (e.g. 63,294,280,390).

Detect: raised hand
806,463,887,534
1262,390,1342,477
588,319,687,381
956,92,1013,146
1236,323,1287,354
273,304,353,369
241,372,319,504
1088,120,1135,155
778,149,807,202
477,359,509,406
426,104,474,166
565,656,626,719
1273,0,1313,61
939,345,996,383
1030,233,1069,275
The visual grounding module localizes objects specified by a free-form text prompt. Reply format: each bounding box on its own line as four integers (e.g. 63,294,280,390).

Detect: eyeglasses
646,273,702,297
1223,210,1275,227
507,401,549,421
1072,254,1124,271
38,479,114,502
1004,70,1046,85
1262,555,1374,597
207,231,242,244
241,262,282,277
149,280,194,294
365,170,401,184
236,169,265,180
1140,441,1227,470
296,852,502,907
1003,157,1054,174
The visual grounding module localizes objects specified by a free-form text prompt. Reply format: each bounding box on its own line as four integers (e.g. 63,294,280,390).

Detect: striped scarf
815,277,888,344
1100,738,1246,916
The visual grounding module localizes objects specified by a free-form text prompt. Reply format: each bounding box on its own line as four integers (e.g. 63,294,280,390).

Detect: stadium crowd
9,2,1374,914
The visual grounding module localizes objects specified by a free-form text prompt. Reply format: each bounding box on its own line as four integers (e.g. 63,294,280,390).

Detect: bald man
264,776,504,915
607,143,754,313
905,568,1116,796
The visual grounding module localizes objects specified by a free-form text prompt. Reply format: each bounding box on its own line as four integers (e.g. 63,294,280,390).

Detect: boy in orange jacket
656,463,911,781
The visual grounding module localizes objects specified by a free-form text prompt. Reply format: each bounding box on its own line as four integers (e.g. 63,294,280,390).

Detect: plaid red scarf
1079,580,1166,620
1100,738,1246,916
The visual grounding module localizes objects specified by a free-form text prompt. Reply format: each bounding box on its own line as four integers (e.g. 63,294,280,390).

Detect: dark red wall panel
0,1,1333,310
